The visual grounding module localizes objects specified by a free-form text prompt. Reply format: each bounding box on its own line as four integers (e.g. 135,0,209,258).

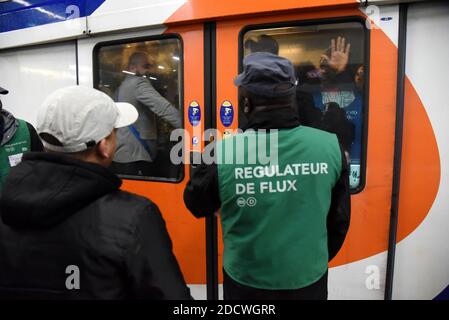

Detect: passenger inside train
97,39,184,181
244,24,365,188
94,23,364,188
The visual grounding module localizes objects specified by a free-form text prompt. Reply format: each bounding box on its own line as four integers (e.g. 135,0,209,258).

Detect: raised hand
321,36,351,74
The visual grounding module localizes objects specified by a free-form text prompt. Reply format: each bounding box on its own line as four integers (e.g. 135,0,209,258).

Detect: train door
392,2,448,300
77,23,210,299
212,6,401,299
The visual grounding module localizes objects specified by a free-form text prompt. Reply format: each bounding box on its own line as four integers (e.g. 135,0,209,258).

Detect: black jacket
184,106,350,261
0,152,191,299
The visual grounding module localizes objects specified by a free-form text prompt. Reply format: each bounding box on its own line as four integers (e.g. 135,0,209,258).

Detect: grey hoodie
0,110,18,147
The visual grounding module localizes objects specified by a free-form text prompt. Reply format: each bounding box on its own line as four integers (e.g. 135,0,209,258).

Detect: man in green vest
184,52,350,300
0,86,43,190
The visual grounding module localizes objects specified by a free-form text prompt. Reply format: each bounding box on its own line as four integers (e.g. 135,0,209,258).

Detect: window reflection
243,22,366,189
96,38,183,181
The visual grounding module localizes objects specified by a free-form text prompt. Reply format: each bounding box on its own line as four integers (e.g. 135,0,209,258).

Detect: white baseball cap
37,86,138,153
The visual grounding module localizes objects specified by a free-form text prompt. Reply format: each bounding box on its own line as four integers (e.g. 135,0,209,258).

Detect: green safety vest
216,125,342,290
0,119,31,190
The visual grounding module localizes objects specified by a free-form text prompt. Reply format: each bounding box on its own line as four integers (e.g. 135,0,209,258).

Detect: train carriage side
0,0,447,300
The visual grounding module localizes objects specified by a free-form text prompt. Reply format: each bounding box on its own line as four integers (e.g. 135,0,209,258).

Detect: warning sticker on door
220,100,234,127
188,101,201,127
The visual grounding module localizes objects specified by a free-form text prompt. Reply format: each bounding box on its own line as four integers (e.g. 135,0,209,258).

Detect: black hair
244,39,257,52
295,61,320,86
128,51,148,68
246,35,279,55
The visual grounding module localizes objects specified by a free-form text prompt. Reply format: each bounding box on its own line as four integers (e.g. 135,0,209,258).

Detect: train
0,0,448,300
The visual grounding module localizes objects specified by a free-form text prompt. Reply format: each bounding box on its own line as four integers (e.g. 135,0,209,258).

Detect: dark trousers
223,270,328,300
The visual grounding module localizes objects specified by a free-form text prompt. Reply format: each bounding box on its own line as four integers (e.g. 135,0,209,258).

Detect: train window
241,21,367,191
95,37,183,182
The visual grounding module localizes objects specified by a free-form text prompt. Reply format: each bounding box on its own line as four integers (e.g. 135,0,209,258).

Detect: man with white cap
0,86,191,299
0,85,43,190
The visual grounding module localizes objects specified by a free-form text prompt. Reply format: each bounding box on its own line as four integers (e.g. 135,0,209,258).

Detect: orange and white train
0,0,447,300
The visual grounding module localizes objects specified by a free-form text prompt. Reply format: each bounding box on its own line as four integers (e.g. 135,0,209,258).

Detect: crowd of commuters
0,33,352,300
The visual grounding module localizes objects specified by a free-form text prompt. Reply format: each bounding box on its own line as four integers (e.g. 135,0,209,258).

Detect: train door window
95,37,183,182
241,21,367,191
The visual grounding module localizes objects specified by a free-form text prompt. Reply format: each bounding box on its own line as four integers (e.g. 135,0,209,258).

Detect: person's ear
96,138,111,160
128,64,136,73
